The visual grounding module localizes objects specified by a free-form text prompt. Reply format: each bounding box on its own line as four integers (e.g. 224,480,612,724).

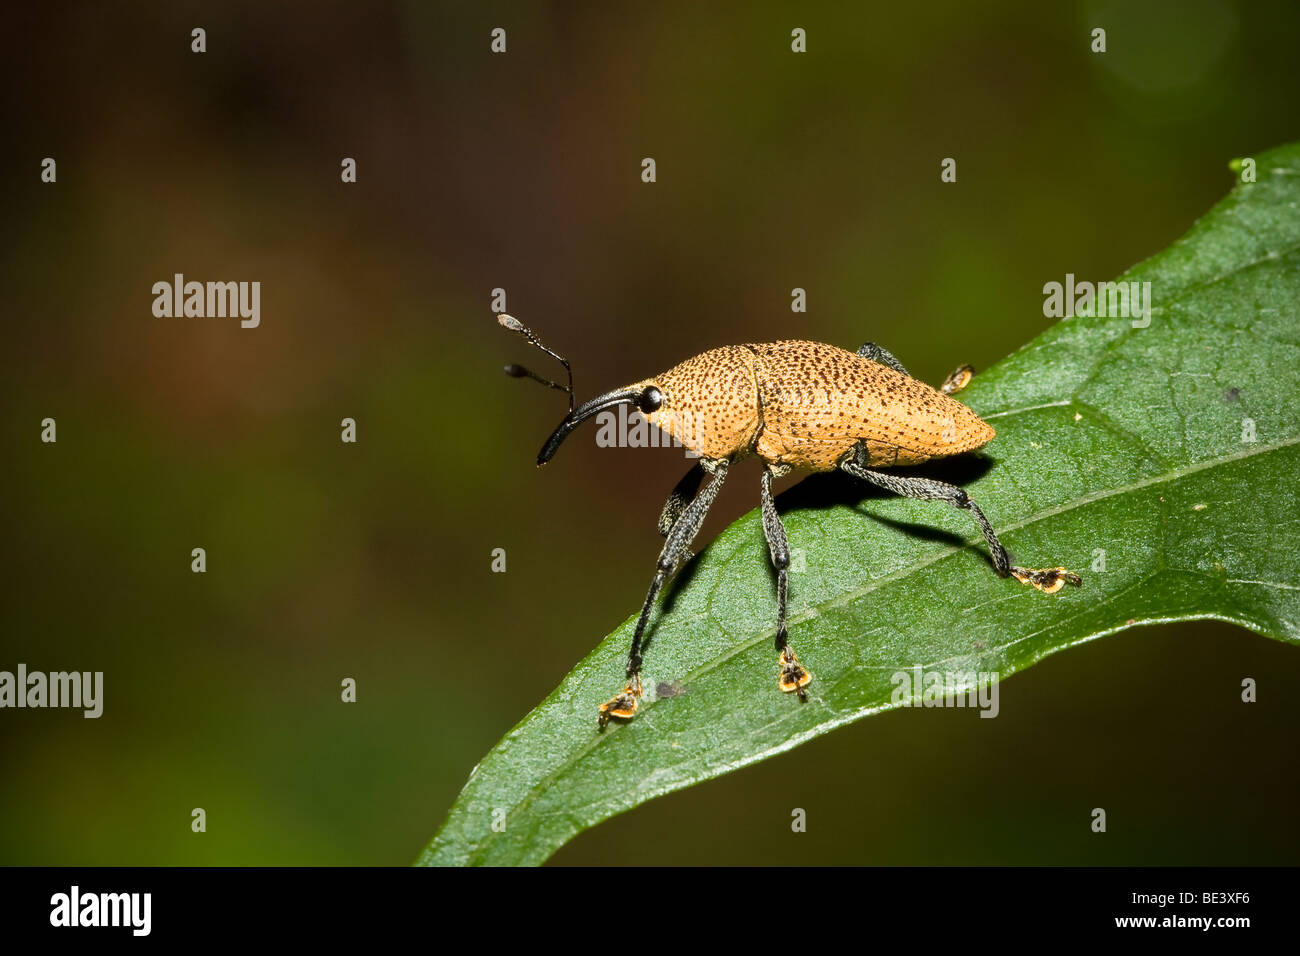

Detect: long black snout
537,388,642,465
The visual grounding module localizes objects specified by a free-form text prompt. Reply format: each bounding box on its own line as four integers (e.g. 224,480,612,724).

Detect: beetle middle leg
761,467,811,701
598,459,729,727
840,454,1082,594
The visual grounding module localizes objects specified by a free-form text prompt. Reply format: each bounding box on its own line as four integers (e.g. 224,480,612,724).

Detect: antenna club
498,313,524,331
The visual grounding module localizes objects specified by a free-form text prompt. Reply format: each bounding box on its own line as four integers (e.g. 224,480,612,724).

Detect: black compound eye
638,386,664,414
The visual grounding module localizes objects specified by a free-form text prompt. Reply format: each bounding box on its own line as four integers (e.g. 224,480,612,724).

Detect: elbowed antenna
497,314,574,413
498,313,648,466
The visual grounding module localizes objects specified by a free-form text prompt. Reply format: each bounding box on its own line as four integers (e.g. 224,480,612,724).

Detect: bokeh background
3,0,1298,865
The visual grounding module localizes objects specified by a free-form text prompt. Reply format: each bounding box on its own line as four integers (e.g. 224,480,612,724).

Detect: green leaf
419,142,1300,866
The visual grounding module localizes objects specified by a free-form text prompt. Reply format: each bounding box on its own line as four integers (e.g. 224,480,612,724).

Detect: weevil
498,313,1081,727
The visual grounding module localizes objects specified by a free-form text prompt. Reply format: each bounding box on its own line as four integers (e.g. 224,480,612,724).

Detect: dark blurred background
2,1,1298,865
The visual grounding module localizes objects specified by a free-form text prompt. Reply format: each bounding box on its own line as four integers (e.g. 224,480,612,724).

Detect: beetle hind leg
840,456,1082,594
762,468,812,701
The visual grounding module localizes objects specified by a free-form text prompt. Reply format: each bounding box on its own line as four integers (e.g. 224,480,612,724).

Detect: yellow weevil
499,314,1081,727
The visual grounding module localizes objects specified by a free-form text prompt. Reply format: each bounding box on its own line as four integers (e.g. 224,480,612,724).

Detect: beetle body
499,314,1080,728
630,340,995,471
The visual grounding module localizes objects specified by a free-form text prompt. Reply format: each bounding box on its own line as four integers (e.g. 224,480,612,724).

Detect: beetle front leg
840,459,1082,593
657,462,706,560
760,467,810,700
599,459,729,728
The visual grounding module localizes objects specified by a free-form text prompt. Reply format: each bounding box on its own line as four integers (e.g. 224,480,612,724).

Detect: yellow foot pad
1011,566,1082,594
941,365,974,395
597,675,643,728
778,648,812,702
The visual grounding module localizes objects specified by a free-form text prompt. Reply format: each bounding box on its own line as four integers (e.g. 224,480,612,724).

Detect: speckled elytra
499,314,1081,728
